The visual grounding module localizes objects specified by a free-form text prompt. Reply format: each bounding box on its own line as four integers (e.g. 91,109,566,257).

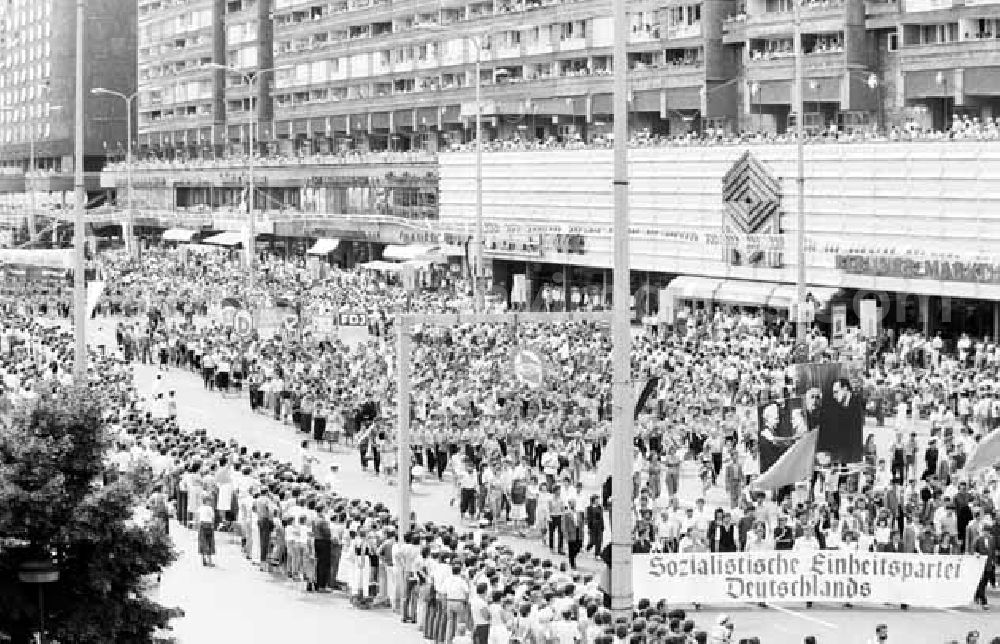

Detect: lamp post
415,21,505,313
18,560,59,644
28,103,64,247
867,73,881,133
935,70,949,131
73,0,86,384
464,33,494,313
610,0,634,621
474,35,485,312
0,101,61,245
793,0,807,345
749,81,760,132
91,88,137,258
205,63,289,291
699,77,753,136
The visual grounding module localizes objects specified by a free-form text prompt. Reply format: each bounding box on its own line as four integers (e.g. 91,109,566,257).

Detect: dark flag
634,377,659,420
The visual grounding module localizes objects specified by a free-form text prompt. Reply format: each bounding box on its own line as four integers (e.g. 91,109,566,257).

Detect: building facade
436,142,1000,337
133,0,1000,158
0,0,137,193
93,0,1000,338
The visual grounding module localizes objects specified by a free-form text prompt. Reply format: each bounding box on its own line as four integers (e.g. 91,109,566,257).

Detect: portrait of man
819,377,864,464
757,397,805,472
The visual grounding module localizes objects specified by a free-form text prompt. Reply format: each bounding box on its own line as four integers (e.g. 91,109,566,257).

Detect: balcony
904,0,959,12
414,56,440,71
629,25,663,43
745,6,846,38
865,0,900,15
899,36,1000,70
495,44,524,60
557,37,589,52
631,61,705,91
747,49,847,80
666,23,703,40
723,14,749,42
524,40,555,55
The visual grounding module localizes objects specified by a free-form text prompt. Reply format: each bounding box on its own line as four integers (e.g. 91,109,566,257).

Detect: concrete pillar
920,295,930,337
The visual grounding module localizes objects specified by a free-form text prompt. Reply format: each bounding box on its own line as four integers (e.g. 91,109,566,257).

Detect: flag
634,377,659,420
966,429,1000,472
753,429,818,490
86,280,105,319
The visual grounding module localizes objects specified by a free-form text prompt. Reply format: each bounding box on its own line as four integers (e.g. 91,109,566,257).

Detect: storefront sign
831,304,846,348
633,552,985,607
859,299,879,339
307,315,339,339
255,307,297,338
836,254,1000,284
233,310,254,336
512,348,546,389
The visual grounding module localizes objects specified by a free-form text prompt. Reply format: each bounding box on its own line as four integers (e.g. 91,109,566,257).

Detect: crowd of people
94,111,1000,182
3,243,1000,643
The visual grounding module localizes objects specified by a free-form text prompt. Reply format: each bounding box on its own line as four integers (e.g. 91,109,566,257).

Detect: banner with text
307,314,339,339
255,307,298,339
633,552,984,607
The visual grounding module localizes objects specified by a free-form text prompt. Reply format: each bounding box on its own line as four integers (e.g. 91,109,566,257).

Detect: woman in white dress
794,525,822,608
744,521,772,551
487,593,511,644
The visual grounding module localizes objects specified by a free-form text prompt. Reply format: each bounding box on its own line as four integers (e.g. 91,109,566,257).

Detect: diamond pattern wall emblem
722,151,781,234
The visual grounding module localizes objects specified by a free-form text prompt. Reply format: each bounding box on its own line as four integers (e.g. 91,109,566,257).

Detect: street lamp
793,0,808,344
73,0,86,384
0,99,62,244
91,87,137,258
468,32,489,313
18,559,59,644
415,22,504,313
749,81,760,132
205,62,290,291
935,71,950,130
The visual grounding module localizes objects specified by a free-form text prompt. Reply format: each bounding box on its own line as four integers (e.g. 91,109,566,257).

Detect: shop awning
768,284,840,310
0,248,74,270
383,244,436,261
202,231,244,247
665,276,725,301
359,260,405,272
668,276,840,310
162,228,197,242
713,280,783,308
306,238,340,255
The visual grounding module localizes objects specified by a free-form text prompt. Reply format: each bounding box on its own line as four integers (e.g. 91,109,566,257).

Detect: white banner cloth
633,552,985,607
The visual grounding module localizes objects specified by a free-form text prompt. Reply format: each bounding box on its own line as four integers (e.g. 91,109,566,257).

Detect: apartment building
138,0,226,156
134,0,746,157
0,0,136,191
263,0,743,152
141,0,1000,156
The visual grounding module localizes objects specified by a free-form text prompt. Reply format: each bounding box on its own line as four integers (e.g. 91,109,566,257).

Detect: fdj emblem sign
512,349,546,389
234,311,254,336
337,313,368,327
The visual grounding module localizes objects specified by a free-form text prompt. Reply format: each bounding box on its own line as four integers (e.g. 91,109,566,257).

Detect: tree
0,391,181,643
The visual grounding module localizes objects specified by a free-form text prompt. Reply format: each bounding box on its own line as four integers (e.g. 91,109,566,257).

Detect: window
887,31,898,51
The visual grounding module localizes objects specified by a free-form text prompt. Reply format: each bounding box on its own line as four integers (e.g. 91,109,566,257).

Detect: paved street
78,319,1000,643
128,363,999,643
